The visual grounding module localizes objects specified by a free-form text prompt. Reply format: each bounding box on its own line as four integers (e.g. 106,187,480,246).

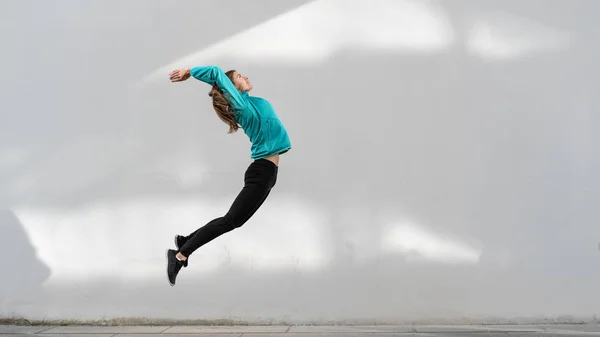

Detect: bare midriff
264,154,279,167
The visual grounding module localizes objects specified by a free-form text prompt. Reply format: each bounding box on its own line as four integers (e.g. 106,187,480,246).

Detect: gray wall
1,0,599,323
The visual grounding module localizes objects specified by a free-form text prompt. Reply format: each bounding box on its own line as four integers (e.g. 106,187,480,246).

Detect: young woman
166,66,291,286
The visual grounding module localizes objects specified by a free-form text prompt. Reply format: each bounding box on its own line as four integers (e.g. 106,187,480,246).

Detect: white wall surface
1,0,599,323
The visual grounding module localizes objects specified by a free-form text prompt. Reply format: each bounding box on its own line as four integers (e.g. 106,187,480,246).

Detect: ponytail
208,70,240,134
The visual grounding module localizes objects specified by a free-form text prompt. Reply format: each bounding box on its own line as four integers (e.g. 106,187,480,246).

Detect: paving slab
391,326,489,333
507,331,600,337
395,334,510,337
529,324,600,333
163,326,289,334
462,324,600,334
22,335,113,337
40,326,169,334
0,326,54,334
288,325,415,333
242,332,378,337
117,335,241,337
412,325,541,333
465,325,592,332
244,334,513,337
292,325,525,333
455,325,544,332
414,333,527,337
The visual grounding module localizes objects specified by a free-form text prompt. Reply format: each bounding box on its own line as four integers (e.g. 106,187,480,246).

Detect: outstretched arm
169,66,246,109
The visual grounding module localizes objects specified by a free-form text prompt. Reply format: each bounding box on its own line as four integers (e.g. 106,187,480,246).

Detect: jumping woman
166,66,291,286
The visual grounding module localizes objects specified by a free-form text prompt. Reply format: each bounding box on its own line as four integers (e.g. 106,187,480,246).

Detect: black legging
178,158,278,257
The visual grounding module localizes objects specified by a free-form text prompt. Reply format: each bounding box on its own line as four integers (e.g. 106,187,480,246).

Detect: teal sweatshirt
190,66,291,160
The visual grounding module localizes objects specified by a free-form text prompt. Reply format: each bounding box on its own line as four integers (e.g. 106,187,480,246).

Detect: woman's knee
223,213,244,230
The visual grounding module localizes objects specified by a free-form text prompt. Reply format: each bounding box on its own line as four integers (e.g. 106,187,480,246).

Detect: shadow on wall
0,208,51,310
31,258,600,322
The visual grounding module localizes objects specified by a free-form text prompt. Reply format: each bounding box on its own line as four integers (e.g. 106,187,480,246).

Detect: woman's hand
169,68,191,82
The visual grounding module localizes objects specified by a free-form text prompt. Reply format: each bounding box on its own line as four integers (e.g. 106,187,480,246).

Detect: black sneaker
174,235,189,267
166,249,187,286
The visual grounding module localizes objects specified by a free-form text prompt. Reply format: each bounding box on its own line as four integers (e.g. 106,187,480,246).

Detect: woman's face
232,71,253,92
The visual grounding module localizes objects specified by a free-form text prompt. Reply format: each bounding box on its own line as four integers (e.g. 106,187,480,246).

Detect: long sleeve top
190,66,292,160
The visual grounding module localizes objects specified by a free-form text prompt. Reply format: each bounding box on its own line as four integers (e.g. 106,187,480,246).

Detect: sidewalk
2,324,600,337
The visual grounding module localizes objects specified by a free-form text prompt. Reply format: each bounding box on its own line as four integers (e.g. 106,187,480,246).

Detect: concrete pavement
2,324,600,337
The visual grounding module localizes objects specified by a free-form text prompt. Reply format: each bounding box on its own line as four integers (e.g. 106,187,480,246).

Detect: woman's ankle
176,252,187,261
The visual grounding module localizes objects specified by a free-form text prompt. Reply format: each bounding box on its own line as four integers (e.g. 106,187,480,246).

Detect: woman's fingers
169,69,188,82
